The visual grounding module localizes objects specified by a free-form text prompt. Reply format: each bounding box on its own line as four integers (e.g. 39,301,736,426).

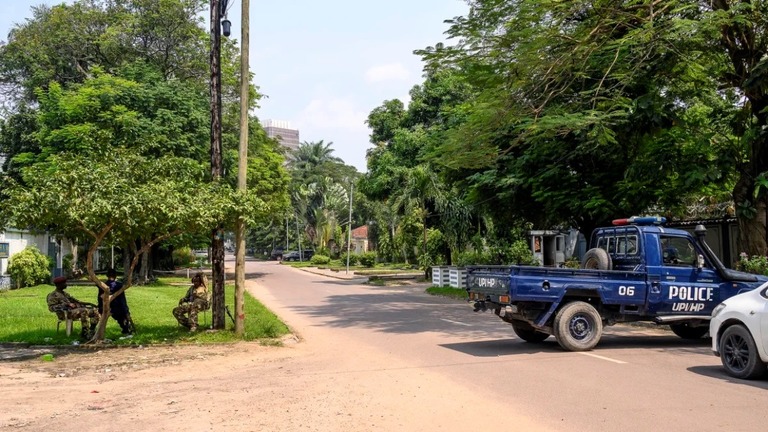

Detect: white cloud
364,63,410,83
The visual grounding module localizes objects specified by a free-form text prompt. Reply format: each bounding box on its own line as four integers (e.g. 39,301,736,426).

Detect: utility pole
234,0,250,335
210,0,225,329
346,183,354,274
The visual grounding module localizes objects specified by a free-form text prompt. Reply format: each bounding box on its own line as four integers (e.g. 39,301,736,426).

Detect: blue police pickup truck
467,216,768,351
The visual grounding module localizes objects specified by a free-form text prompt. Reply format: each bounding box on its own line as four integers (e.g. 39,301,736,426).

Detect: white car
710,282,768,379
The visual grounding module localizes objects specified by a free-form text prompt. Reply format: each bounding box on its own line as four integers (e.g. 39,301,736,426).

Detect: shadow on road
439,333,712,358
687,365,768,388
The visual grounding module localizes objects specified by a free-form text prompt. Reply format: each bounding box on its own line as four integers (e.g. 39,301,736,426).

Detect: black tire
553,301,603,351
581,248,612,270
670,323,708,339
719,325,767,380
511,321,550,343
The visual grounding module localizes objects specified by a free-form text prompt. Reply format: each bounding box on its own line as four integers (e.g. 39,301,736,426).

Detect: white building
262,119,300,153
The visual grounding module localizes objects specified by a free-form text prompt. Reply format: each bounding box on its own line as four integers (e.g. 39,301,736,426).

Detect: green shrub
359,252,377,267
455,250,491,266
172,247,196,267
310,254,331,265
62,253,75,277
339,252,359,266
8,246,51,289
488,240,538,265
737,254,768,275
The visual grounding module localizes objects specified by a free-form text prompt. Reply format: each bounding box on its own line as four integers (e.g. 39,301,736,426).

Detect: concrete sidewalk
295,266,370,281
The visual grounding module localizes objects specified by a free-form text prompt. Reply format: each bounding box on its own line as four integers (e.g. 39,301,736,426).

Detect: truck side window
660,236,699,267
616,235,638,255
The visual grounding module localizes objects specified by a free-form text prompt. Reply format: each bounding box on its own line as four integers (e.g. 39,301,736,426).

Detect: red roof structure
351,225,368,239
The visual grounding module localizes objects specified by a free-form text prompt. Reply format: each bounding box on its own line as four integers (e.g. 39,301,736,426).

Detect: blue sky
0,0,469,171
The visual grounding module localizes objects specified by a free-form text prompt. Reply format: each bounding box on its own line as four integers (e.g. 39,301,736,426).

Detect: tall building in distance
262,120,300,153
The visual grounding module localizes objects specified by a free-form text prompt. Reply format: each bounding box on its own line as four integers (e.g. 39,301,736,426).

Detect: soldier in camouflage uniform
173,272,210,332
47,276,100,339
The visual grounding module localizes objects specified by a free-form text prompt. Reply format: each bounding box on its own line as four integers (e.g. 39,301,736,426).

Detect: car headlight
711,303,727,318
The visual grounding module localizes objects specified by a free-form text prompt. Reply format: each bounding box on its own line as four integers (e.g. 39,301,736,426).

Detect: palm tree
289,140,343,179
391,164,446,271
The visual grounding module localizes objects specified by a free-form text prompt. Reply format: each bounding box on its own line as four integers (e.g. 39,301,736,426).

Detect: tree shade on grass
0,279,289,345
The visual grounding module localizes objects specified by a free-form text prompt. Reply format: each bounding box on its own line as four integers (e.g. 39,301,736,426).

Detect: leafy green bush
339,252,359,266
455,250,491,266
62,253,75,277
489,240,538,265
359,252,377,267
172,247,196,267
737,254,768,275
8,246,51,289
310,254,330,265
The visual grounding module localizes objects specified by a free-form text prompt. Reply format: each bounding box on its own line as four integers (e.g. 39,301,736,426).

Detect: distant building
350,225,370,254
262,120,300,153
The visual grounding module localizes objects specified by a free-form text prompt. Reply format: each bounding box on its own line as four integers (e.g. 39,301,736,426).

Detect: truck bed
467,265,648,304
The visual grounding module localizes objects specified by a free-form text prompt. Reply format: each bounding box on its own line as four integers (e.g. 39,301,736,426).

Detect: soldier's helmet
53,276,67,288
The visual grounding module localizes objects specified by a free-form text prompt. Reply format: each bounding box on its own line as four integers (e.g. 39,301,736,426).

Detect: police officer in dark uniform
97,268,134,334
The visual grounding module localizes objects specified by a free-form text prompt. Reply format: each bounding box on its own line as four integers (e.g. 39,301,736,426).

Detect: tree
286,140,359,254
361,69,476,264
416,0,743,240
4,152,240,342
0,0,210,101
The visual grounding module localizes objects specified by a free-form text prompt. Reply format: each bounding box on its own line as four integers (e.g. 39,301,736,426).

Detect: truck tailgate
466,266,511,296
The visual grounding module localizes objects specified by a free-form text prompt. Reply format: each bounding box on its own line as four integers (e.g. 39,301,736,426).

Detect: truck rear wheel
670,323,708,339
511,321,550,343
553,301,603,351
581,248,612,270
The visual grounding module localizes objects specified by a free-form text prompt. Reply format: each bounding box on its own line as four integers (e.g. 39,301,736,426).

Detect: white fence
432,266,450,286
432,266,467,289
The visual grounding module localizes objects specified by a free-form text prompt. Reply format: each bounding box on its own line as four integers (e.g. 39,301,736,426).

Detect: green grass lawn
425,286,468,300
0,278,290,346
283,260,422,275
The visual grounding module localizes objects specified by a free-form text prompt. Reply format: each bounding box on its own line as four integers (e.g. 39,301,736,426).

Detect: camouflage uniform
173,274,209,331
46,289,100,339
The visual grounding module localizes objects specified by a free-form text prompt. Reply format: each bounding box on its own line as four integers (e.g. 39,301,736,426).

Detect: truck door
646,235,722,315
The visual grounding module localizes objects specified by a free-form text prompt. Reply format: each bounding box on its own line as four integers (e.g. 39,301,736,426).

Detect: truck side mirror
697,254,705,270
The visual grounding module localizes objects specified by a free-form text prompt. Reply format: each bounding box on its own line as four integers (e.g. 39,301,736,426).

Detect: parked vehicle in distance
270,248,284,260
193,249,208,258
710,283,768,379
283,250,314,261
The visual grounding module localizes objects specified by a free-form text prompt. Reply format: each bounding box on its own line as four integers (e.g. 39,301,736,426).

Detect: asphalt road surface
247,259,768,432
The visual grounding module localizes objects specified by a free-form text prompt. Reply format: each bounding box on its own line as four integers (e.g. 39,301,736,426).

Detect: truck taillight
499,295,510,303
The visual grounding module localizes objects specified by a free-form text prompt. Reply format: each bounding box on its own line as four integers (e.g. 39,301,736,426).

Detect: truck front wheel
511,321,550,343
670,323,708,339
553,301,603,351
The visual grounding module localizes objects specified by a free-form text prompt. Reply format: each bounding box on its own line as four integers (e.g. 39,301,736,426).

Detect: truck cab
590,220,763,320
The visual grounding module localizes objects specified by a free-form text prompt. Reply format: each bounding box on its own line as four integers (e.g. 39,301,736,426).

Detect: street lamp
220,0,231,37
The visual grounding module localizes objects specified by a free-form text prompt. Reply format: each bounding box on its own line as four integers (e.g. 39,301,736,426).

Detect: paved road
246,259,768,432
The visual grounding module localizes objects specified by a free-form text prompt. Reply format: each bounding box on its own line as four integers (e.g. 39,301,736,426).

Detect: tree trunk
733,174,768,257
211,228,226,329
